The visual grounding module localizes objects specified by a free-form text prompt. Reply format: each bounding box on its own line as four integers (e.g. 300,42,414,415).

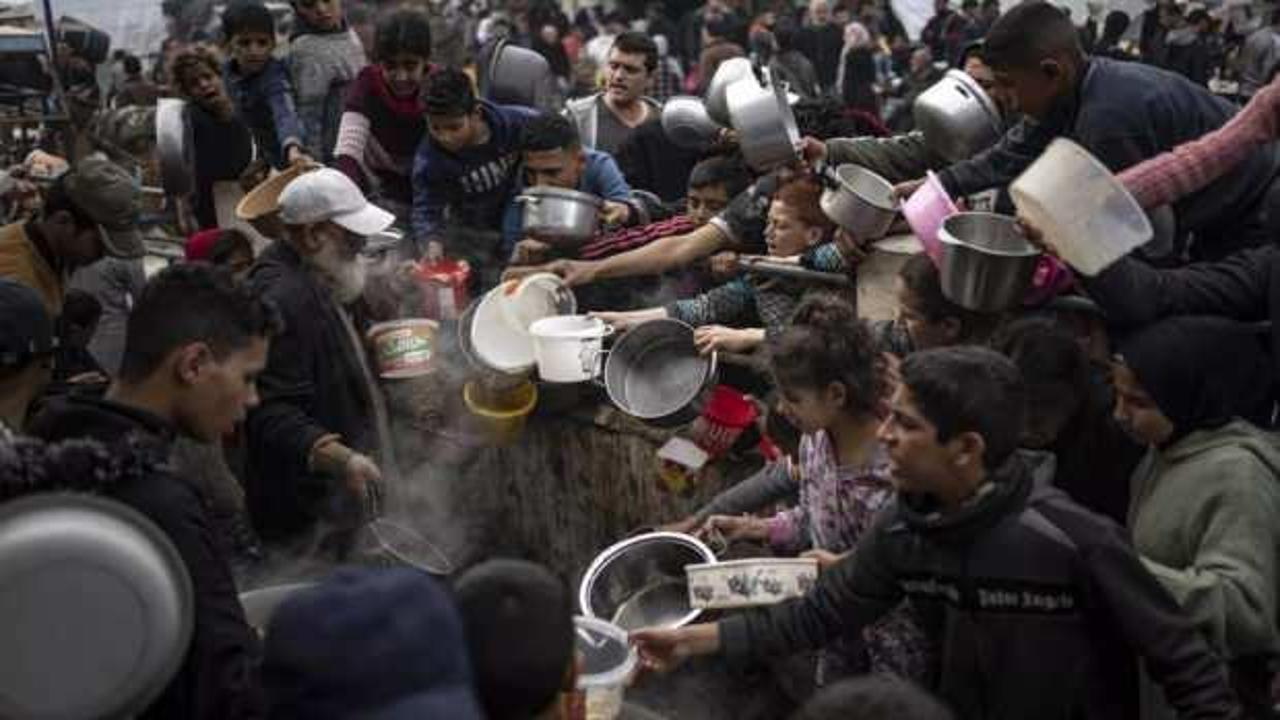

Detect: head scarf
843,21,872,49
1117,316,1273,439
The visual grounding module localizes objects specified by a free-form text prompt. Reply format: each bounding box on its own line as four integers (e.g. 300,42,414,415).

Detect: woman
1113,316,1280,718
835,21,879,115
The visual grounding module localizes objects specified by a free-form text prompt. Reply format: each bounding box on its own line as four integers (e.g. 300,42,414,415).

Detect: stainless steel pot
0,494,193,720
579,532,716,631
602,319,717,427
913,69,1003,163
483,37,557,110
820,164,899,240
661,96,724,150
727,73,801,172
704,57,754,126
156,97,194,197
937,212,1041,312
518,186,602,246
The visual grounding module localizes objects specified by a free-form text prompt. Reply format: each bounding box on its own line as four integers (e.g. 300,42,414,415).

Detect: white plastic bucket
574,615,638,720
529,315,611,383
1010,138,1152,276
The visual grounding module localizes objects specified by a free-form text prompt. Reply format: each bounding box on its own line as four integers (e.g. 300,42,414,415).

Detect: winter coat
225,57,306,169
718,451,1242,719
26,396,264,720
243,241,378,544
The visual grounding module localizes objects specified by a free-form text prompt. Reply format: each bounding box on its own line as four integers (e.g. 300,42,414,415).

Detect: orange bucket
463,379,538,446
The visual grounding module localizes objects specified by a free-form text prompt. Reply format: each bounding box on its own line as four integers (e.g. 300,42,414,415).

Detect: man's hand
799,136,827,166
345,452,383,515
833,228,873,271
510,238,551,266
631,624,721,674
502,258,598,286
708,251,740,281
286,145,314,166
693,325,764,355
658,515,701,535
894,178,926,200
601,200,632,227
699,513,770,542
800,548,847,571
1015,216,1062,259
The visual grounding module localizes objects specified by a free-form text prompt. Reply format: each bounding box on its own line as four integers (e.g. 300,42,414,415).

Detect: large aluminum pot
704,57,754,126
482,37,557,110
820,164,900,240
603,318,717,427
726,74,801,172
0,494,193,720
913,69,1002,163
662,96,723,150
579,532,716,631
937,212,1041,312
518,186,602,246
156,98,194,197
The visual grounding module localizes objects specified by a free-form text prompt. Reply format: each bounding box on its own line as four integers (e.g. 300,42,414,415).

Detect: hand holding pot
345,453,383,508
631,624,719,674
894,178,926,201
693,325,764,355
833,228,873,271
708,251,740,281
601,200,632,227
700,513,770,542
800,548,848,572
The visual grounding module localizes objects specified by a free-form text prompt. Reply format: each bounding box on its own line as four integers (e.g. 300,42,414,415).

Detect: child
222,0,310,169
186,227,256,279
288,0,367,163
700,294,930,684
169,46,255,230
593,177,846,357
334,8,432,220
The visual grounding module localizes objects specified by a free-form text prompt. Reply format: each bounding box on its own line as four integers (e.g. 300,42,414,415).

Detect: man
931,1,1280,261
565,32,662,156
0,279,54,435
632,347,1242,720
412,67,537,261
244,168,395,552
1237,8,1280,98
920,0,967,63
28,263,279,718
501,112,635,254
797,0,842,92
0,157,144,316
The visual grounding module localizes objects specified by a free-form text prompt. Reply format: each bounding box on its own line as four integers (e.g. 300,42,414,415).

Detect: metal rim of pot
913,69,1003,163
704,56,755,126
726,72,801,172
661,96,724,150
516,187,603,242
601,318,718,427
578,531,717,629
819,163,900,239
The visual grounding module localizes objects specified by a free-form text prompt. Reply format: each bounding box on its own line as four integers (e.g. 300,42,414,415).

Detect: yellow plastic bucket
463,379,538,446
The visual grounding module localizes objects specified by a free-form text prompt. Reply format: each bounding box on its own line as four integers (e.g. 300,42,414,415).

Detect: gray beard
309,243,368,305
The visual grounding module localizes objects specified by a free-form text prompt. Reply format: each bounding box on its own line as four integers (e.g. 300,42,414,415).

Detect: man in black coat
632,348,1242,719
243,168,395,552
28,263,281,719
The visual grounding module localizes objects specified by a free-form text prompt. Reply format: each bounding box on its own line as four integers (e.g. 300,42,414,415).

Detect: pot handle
515,195,540,205
953,83,973,101
589,348,610,388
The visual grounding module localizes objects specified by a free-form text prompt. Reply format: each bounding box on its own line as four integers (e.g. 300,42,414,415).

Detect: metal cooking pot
937,212,1041,312
0,494,193,720
156,98,194,197
913,69,1002,163
602,318,717,427
661,96,724,150
726,73,801,172
704,57,754,126
518,186,602,246
482,37,558,110
579,532,716,631
820,164,900,240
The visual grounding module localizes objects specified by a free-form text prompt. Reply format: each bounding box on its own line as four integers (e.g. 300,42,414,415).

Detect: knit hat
185,229,223,262
263,567,484,720
0,279,54,368
454,559,575,720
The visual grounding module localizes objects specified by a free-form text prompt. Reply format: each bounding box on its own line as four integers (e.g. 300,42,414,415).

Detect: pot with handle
529,315,613,383
602,319,718,428
662,95,725,150
726,72,801,173
937,212,1042,312
517,187,602,246
704,57,754,126
819,164,900,240
913,69,1003,163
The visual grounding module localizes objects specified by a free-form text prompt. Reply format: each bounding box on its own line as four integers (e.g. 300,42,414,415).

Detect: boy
222,0,310,169
288,0,366,163
28,264,280,719
633,347,1241,719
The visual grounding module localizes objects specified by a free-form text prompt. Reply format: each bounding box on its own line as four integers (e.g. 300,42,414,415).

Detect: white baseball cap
278,168,396,236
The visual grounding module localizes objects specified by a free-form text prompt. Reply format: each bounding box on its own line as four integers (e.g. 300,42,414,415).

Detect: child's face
877,385,961,495
776,382,845,435
764,200,821,257
427,111,481,153
230,31,275,75
381,53,429,98
183,66,232,116
294,0,343,32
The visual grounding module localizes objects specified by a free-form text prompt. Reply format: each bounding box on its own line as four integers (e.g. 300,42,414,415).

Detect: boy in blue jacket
221,1,310,169
411,67,536,264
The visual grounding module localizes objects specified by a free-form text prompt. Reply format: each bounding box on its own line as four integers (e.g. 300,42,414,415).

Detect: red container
416,258,470,321
689,385,758,458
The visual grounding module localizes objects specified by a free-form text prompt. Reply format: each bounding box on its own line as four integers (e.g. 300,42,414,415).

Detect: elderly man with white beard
243,168,397,557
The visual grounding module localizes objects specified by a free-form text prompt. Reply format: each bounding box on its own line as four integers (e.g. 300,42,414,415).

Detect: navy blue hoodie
410,100,538,245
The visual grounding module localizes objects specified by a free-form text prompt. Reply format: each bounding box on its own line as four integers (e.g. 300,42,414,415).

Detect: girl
333,9,433,222
872,252,1001,356
1113,316,1280,718
701,294,930,684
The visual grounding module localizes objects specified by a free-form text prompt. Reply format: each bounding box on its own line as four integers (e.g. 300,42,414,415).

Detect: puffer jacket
718,452,1241,720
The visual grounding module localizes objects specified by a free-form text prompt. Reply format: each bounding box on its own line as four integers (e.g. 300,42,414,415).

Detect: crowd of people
4,0,1280,717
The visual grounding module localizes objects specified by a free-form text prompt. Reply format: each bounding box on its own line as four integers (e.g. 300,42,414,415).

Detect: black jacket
1083,247,1280,382
718,454,1240,719
243,241,377,544
26,395,264,720
938,58,1280,257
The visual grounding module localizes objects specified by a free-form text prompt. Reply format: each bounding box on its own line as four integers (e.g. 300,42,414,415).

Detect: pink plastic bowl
902,171,958,264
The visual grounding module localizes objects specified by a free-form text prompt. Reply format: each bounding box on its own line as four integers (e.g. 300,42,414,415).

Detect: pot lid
521,186,604,206
573,616,638,688
0,493,194,720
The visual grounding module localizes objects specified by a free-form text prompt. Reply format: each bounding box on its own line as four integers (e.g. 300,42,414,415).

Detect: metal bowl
820,164,900,240
913,69,1002,163
937,212,1041,312
579,532,716,631
483,37,557,110
661,96,723,150
0,493,193,720
704,57,754,126
727,73,801,172
518,186,602,246
602,319,717,427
